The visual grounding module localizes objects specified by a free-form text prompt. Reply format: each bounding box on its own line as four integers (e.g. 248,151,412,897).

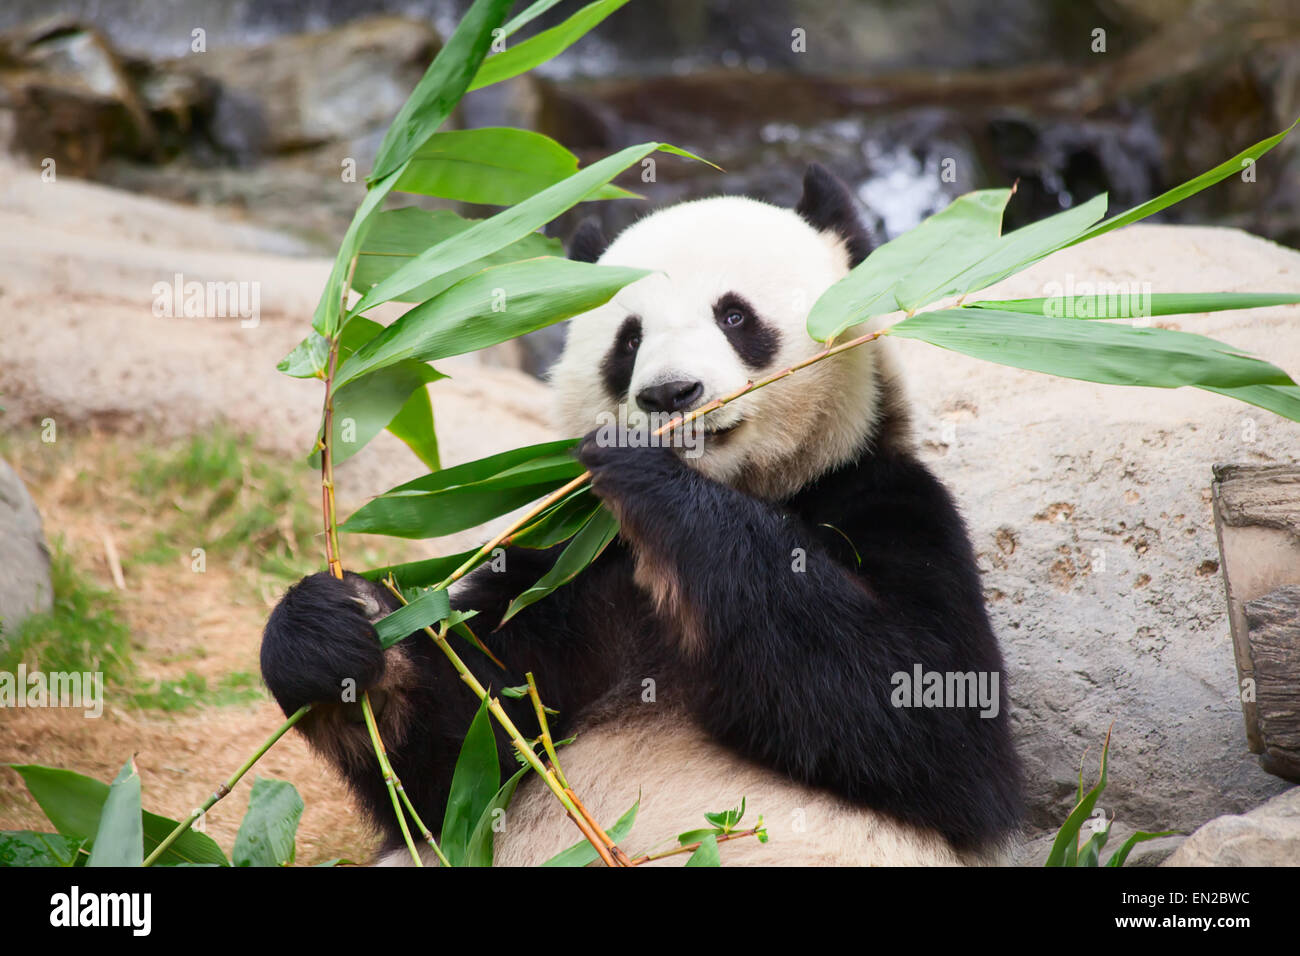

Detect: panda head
550,164,911,501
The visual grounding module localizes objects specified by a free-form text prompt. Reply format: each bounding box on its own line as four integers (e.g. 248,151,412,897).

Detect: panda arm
260,551,625,850
578,435,1020,849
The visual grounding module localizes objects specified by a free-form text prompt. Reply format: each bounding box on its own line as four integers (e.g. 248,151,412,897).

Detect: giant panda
261,164,1023,866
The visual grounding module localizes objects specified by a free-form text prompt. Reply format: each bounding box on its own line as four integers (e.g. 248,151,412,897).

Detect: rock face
1163,787,1300,865
0,459,53,636
897,224,1300,842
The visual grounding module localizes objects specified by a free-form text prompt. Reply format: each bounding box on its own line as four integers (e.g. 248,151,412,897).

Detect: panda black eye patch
600,315,642,401
713,292,779,370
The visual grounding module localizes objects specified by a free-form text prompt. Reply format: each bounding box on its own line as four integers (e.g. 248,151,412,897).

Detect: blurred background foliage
1,0,1295,375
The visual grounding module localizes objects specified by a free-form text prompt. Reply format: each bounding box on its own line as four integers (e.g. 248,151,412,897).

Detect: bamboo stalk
626,825,766,866
433,326,889,591
143,704,311,866
382,583,625,866
361,692,424,866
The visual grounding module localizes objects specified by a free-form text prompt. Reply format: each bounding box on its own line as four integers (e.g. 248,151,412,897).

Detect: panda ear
796,163,873,267
568,218,609,263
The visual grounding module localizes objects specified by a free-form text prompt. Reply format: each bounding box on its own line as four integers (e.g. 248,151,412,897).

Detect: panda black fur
260,164,1023,865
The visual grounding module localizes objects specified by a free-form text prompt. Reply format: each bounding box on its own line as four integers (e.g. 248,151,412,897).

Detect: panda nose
636,379,704,414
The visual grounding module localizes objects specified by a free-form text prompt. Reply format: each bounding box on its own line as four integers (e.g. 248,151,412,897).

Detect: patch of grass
131,429,322,580
130,669,266,712
0,536,134,685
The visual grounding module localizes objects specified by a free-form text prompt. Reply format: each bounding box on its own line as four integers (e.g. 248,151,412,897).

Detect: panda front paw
577,428,682,510
260,571,391,716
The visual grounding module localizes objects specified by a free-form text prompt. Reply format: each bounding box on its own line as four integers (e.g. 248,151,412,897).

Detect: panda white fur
261,165,1022,866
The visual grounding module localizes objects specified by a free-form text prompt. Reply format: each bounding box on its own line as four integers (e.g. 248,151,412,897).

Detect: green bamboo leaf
966,292,1300,319
502,0,565,37
311,167,403,338
807,189,1012,342
350,142,700,314
500,506,619,625
1105,829,1180,867
373,589,452,648
232,778,303,867
920,192,1108,304
464,766,530,867
1201,384,1300,423
889,309,1295,390
0,831,86,867
353,208,563,304
542,797,639,867
370,0,514,182
441,697,501,865
676,828,723,846
703,798,746,832
386,375,442,471
1065,118,1300,247
468,0,631,92
339,258,649,388
280,309,389,379
361,548,484,590
685,833,722,866
9,763,228,866
86,757,143,867
310,361,446,469
396,128,639,205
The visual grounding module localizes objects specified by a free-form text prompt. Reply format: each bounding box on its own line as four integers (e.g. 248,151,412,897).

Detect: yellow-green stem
142,704,311,866
361,692,423,866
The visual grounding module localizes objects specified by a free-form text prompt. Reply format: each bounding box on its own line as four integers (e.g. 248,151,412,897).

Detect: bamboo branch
321,254,359,582
433,326,889,591
382,583,627,867
143,704,311,866
626,824,766,866
361,691,424,866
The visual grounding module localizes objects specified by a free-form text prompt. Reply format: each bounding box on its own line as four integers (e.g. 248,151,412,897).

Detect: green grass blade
1105,829,1180,867
468,0,630,92
86,757,143,867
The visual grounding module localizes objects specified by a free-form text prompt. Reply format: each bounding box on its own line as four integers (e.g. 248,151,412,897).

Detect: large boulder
0,459,53,636
897,224,1300,843
1163,787,1300,865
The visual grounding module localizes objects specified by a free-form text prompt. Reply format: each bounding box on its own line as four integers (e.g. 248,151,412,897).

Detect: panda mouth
702,419,743,440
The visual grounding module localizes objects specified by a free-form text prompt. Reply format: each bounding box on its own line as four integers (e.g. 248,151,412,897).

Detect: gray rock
896,224,1300,843
1163,787,1300,865
0,459,53,638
